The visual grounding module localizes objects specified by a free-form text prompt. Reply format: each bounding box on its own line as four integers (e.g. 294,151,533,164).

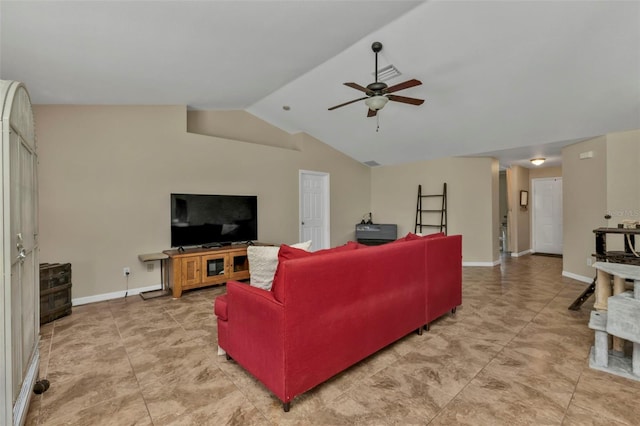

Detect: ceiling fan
328,41,425,117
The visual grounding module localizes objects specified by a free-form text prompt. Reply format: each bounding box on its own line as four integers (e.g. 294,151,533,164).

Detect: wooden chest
40,263,72,324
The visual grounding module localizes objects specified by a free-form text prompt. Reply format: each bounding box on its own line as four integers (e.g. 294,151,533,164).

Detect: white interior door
532,177,563,254
1,81,40,426
299,171,330,251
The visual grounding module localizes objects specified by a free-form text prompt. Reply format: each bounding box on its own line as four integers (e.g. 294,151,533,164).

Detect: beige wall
34,105,371,300
606,130,640,229
187,110,297,150
529,166,562,180
499,171,508,228
491,159,500,258
370,157,499,264
562,129,640,280
562,136,608,280
508,165,530,255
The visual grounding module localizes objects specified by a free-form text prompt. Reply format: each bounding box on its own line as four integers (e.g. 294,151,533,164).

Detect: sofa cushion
214,294,228,321
272,242,359,302
405,232,445,241
279,241,358,261
247,241,312,290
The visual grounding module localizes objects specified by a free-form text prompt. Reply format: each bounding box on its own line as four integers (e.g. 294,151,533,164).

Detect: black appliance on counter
355,223,398,246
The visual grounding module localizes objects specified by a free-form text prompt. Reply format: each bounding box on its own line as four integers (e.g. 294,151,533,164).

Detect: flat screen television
170,193,258,247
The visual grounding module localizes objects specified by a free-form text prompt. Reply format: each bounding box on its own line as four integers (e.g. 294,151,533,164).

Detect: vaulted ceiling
2,1,639,167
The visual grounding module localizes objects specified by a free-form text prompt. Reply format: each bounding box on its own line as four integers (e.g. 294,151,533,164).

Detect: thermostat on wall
579,151,594,160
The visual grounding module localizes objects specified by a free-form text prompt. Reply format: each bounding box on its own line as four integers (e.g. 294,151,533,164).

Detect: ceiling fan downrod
367,42,387,94
372,42,382,83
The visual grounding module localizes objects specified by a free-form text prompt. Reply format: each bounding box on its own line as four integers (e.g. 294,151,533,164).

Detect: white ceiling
2,1,639,167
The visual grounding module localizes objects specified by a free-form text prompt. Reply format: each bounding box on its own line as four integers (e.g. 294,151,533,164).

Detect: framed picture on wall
520,190,529,207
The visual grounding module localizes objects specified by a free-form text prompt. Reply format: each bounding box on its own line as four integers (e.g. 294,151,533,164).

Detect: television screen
170,193,257,247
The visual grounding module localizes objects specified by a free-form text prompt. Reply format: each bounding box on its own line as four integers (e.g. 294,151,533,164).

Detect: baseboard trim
463,260,500,267
511,249,532,257
13,347,39,426
562,271,593,284
72,283,162,306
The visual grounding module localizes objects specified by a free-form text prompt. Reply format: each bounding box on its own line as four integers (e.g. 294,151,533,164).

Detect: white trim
562,270,593,284
299,170,330,250
1,81,14,426
12,347,39,426
72,283,162,306
531,177,563,255
511,249,532,257
463,260,501,267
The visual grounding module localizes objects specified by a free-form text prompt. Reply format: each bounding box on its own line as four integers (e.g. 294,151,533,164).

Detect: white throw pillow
247,241,311,290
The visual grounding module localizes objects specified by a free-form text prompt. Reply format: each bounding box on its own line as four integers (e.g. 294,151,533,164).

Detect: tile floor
26,254,640,425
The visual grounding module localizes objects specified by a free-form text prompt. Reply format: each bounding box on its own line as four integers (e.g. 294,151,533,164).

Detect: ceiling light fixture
365,95,389,111
530,158,545,166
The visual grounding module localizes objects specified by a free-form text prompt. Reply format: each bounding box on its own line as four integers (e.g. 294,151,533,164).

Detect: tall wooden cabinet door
201,253,228,285
180,256,201,288
228,251,250,281
1,81,40,426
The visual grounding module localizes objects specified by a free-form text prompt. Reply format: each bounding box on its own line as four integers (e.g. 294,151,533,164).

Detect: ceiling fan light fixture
365,95,389,111
530,158,545,166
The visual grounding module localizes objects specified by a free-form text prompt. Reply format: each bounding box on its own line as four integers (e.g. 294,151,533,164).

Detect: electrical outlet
123,267,130,276
586,258,593,266
146,263,154,272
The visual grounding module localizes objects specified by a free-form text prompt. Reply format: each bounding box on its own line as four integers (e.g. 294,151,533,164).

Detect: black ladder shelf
415,183,447,235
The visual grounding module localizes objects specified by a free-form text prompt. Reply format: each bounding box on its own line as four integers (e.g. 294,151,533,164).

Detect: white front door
532,177,563,254
299,171,330,251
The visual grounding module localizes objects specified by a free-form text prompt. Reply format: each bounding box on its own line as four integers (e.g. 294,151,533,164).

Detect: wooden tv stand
164,244,253,298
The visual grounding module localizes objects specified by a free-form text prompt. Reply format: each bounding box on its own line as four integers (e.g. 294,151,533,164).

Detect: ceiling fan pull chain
376,114,380,132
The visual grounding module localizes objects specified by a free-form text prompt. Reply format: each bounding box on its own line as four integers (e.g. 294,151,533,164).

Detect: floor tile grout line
35,302,144,424
560,368,585,425
426,337,510,424
30,322,57,424
108,298,157,425
40,322,55,388
429,262,572,424
215,359,276,425
562,365,635,426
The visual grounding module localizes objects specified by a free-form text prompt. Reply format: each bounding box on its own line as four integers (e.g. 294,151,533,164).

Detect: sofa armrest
224,281,287,401
214,294,228,320
226,280,282,307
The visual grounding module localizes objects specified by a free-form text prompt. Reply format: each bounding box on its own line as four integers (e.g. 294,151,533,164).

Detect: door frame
531,176,563,254
299,170,330,250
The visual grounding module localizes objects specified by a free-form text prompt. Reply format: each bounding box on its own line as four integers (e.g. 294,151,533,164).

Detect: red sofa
214,234,462,411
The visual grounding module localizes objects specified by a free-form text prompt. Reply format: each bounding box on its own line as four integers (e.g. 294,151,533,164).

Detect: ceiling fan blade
344,82,369,93
385,79,422,94
367,108,377,118
387,94,425,106
328,96,368,111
